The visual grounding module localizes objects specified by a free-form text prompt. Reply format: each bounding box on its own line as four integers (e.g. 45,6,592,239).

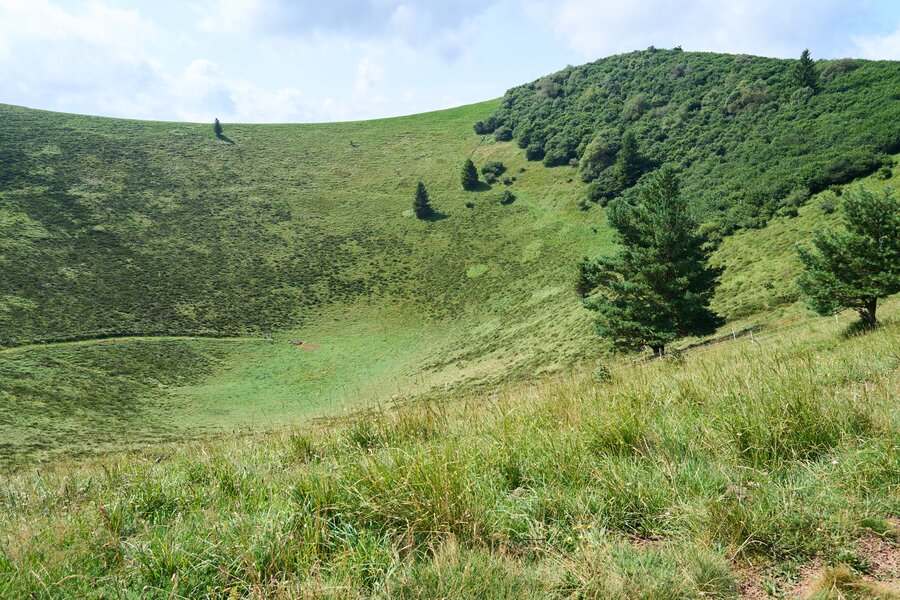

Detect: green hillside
0,100,611,464
1,50,898,468
480,49,899,237
0,48,899,597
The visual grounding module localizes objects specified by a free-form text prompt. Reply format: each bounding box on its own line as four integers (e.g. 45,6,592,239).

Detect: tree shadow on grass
216,134,235,145
421,211,449,222
470,181,493,193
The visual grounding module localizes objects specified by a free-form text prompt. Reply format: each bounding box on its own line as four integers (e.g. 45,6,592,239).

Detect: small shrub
585,173,618,205
499,190,516,205
494,127,512,142
786,187,810,208
465,201,474,209
484,172,497,185
818,193,838,214
877,165,892,180
525,143,545,162
501,176,513,186
481,161,506,178
473,116,500,135
591,364,613,383
821,58,859,78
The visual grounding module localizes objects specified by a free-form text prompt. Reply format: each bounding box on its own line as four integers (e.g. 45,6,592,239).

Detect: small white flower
831,459,839,465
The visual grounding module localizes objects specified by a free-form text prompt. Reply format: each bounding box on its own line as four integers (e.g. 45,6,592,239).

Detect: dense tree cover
797,187,899,326
479,49,899,238
581,167,722,353
413,181,433,219
461,158,479,190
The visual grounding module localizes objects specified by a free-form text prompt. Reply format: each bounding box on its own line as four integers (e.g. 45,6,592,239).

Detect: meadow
0,299,897,597
0,49,898,596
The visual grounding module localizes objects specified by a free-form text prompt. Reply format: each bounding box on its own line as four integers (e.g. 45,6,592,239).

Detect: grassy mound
1,301,896,597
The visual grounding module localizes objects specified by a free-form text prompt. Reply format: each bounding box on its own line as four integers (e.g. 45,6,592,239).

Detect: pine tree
797,187,899,327
612,130,641,191
582,166,722,354
793,49,819,91
461,158,479,191
214,118,223,137
413,182,433,219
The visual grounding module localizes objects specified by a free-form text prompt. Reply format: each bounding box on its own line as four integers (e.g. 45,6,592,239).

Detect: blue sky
1,0,898,123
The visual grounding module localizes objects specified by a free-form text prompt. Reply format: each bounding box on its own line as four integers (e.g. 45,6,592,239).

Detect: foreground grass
1,305,897,598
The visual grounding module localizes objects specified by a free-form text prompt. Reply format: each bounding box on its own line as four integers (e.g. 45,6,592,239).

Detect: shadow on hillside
422,211,449,222
471,181,492,192
216,134,235,145
841,318,879,338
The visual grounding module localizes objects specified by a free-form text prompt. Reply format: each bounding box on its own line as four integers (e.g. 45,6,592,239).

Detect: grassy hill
1,300,897,597
0,48,898,597
1,50,898,470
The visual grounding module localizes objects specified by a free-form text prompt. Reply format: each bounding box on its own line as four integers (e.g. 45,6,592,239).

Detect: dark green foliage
461,158,479,190
793,49,819,91
818,193,838,215
582,167,723,353
493,127,512,142
585,174,617,206
213,118,223,137
579,132,618,182
542,133,579,167
473,116,500,135
413,182,433,219
613,131,642,191
481,161,506,178
478,49,900,235
820,58,859,79
797,187,899,326
499,190,515,205
878,165,893,180
525,142,545,162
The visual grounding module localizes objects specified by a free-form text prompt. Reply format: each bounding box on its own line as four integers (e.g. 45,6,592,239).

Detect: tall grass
0,312,897,597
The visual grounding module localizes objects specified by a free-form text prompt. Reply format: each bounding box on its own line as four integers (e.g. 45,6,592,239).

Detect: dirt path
0,334,276,356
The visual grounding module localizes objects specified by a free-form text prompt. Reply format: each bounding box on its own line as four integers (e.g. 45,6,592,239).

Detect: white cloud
852,23,900,60
0,0,166,116
524,0,866,59
192,0,494,59
354,52,385,96
0,0,423,122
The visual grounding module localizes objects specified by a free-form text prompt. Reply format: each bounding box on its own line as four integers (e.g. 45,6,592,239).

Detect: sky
1,0,898,123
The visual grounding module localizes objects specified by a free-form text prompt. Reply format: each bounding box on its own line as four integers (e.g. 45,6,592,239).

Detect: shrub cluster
477,49,899,234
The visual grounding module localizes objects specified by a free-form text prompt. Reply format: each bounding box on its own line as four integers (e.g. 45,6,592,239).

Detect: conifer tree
461,158,479,191
582,166,722,354
413,182,433,219
797,187,898,327
214,118,223,137
793,49,819,91
612,130,641,191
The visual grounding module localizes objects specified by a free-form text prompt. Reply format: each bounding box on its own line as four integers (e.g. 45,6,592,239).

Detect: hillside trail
0,334,276,356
